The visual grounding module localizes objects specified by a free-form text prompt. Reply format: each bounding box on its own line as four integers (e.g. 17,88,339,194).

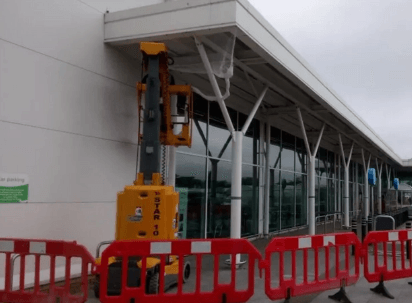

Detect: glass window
269,169,280,232
240,116,259,165
175,153,207,239
242,164,259,236
328,151,335,179
208,101,236,161
179,94,208,155
207,159,232,238
296,174,307,226
315,148,320,176
318,148,328,178
316,177,320,215
358,164,364,184
319,177,327,215
328,179,335,213
280,170,295,229
296,138,307,174
281,131,295,171
270,127,281,168
349,162,354,182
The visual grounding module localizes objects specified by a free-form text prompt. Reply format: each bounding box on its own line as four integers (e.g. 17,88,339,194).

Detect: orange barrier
260,233,361,302
363,230,412,299
99,238,262,303
0,238,95,303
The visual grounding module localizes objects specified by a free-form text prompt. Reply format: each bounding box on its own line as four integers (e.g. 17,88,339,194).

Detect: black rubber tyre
94,279,100,298
147,272,159,294
183,262,191,283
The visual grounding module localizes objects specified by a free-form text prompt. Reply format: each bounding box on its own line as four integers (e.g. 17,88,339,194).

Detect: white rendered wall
0,0,163,286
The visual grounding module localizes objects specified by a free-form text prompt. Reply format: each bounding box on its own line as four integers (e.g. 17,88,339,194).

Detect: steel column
344,166,350,227
338,134,354,228
355,163,359,218
231,131,243,263
338,156,341,213
308,156,316,235
264,121,271,237
296,107,324,235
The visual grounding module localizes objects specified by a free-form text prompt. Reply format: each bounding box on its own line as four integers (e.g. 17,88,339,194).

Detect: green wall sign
0,173,29,203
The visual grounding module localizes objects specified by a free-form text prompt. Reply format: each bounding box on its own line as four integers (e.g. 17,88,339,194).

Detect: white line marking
0,241,14,252
388,232,399,241
299,238,311,249
323,236,336,246
191,242,211,253
150,242,171,254
30,242,46,254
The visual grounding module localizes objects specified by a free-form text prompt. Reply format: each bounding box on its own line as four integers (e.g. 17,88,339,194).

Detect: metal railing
315,212,345,234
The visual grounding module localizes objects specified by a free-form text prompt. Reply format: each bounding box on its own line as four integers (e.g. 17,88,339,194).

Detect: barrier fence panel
363,230,412,299
261,232,361,302
99,238,262,303
0,238,95,303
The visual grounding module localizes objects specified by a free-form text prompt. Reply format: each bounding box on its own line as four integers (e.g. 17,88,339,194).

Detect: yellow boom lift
94,42,193,297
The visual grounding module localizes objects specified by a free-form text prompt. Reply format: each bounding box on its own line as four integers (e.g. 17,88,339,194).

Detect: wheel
182,262,191,283
94,279,100,298
147,272,159,294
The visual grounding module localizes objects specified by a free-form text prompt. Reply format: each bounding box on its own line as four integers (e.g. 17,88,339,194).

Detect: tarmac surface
86,219,412,302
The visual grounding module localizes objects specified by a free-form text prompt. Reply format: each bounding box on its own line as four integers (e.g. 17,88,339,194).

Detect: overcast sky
86,0,412,158
248,0,412,159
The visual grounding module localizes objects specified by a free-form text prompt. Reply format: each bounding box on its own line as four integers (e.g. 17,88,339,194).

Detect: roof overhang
104,0,411,170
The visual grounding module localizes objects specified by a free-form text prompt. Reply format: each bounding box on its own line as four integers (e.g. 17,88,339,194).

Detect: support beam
338,134,354,228
259,121,265,235
230,131,243,250
241,87,268,134
355,163,359,218
338,156,341,213
297,107,325,235
195,38,236,137
201,36,374,154
376,158,383,214
264,121,270,237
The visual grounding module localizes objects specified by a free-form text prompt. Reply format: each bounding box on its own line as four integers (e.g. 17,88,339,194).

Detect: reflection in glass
281,171,295,229
175,153,207,239
270,127,281,168
296,138,307,174
318,148,328,177
296,174,307,226
358,164,364,184
328,151,335,178
281,132,295,171
316,177,320,214
242,164,259,236
208,102,236,160
328,179,335,213
269,169,280,232
207,159,232,238
240,117,259,165
319,177,327,214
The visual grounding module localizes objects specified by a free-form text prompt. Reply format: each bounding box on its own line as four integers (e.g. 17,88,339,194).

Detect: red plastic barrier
261,232,361,301
99,239,262,303
363,230,412,282
0,238,95,303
